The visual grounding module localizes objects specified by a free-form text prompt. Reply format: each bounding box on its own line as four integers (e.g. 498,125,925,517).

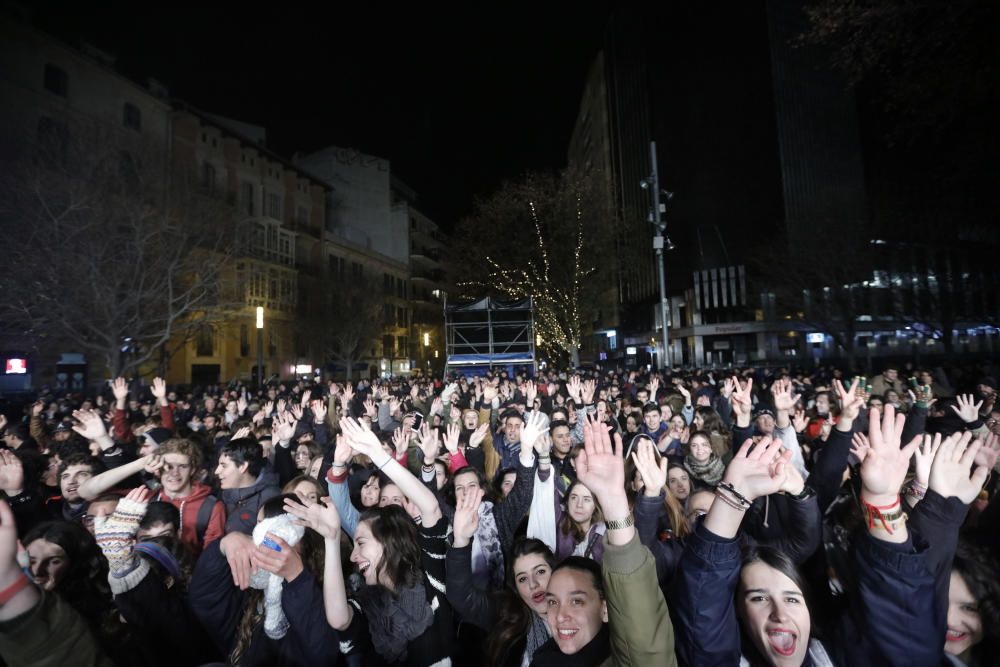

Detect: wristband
714,487,749,512
327,467,349,484
376,456,393,470
716,482,752,509
863,496,904,534
0,574,31,605
604,515,634,531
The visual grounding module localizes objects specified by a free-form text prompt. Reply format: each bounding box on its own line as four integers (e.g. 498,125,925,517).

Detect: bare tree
0,117,234,378
451,168,614,367
307,285,384,381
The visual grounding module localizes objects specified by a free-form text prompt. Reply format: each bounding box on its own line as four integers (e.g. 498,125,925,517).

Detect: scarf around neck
356,579,434,663
684,453,725,486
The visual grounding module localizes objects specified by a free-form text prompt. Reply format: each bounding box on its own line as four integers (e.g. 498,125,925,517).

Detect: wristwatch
604,515,634,531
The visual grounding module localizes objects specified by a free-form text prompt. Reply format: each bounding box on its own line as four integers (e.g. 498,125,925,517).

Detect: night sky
31,2,613,228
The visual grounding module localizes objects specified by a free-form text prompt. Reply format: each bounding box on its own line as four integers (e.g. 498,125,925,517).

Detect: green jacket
603,531,678,667
0,590,112,667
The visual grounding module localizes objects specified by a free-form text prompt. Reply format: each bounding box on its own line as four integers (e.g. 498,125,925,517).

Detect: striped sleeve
418,515,450,595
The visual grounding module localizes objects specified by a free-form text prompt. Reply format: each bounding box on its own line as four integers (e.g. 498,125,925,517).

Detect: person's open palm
576,413,625,504
284,496,341,540
858,404,919,501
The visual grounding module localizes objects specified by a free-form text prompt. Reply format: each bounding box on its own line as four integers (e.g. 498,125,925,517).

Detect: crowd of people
0,360,998,667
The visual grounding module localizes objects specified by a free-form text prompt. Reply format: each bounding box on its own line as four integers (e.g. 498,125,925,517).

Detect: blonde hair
157,438,203,471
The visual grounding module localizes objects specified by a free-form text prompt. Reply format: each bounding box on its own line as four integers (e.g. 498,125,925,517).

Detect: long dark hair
231,493,326,665
737,545,816,660
559,481,604,543
485,538,557,667
23,521,110,617
444,465,499,506
359,504,422,593
952,540,1000,661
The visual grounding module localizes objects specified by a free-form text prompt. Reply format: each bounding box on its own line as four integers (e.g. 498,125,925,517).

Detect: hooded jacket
157,481,226,554
220,469,281,535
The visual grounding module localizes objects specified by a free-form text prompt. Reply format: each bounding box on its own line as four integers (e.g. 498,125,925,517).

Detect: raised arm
342,417,441,525
577,414,676,666
78,453,157,501
673,435,793,666
445,487,497,629
283,496,353,631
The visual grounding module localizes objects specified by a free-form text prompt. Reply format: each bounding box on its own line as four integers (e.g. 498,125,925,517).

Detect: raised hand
71,409,109,441
340,417,384,460
284,496,341,540
311,399,328,424
576,413,626,505
721,377,736,400
857,405,919,504
731,377,753,420
388,397,400,416
929,432,990,504
482,380,498,403
277,398,287,414
263,400,274,416
272,411,298,443
418,423,440,463
430,397,444,417
443,423,461,455
975,433,1000,470
236,395,248,415
722,436,792,502
331,434,354,468
835,377,865,423
392,427,409,456
771,378,799,413
111,377,129,405
363,398,377,418
791,408,808,433
0,450,24,494
581,379,597,404
567,376,583,403
631,437,667,498
519,410,548,454
912,433,941,491
231,426,252,441
524,381,538,406
469,423,489,448
300,389,312,407
151,377,167,402
451,487,483,548
647,377,660,400
950,394,984,424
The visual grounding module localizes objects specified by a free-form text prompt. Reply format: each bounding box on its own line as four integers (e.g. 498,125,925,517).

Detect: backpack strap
195,494,218,544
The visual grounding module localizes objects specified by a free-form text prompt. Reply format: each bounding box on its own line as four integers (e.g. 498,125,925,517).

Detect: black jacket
189,540,339,667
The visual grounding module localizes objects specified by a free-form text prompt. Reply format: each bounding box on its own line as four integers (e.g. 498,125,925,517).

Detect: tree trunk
568,344,580,369
345,356,354,381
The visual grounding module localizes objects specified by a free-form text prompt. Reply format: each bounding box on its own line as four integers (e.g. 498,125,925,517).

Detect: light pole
256,306,264,390
642,141,674,369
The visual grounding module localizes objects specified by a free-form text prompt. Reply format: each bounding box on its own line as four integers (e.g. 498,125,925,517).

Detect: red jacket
156,482,225,556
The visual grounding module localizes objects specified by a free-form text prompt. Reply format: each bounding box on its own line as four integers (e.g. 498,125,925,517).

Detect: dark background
30,2,616,227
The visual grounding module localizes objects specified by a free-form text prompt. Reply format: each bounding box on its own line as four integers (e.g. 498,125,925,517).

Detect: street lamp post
256,306,264,390
643,141,673,370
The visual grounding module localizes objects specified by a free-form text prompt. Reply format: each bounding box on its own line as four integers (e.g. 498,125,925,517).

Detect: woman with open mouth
671,405,977,666
287,416,454,666
943,540,1000,666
